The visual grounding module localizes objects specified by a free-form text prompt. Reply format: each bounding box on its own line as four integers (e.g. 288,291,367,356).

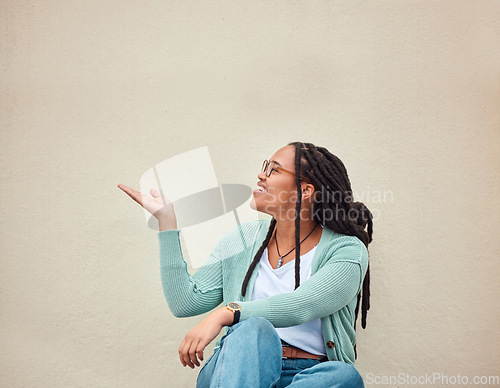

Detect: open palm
117,184,173,219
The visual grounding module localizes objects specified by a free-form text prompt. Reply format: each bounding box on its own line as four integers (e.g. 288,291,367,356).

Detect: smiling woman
118,141,374,388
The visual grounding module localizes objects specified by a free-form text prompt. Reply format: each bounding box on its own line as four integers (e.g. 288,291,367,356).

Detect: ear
300,183,316,201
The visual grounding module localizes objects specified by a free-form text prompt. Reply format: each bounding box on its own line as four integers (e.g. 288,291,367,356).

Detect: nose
258,171,267,180
257,171,267,181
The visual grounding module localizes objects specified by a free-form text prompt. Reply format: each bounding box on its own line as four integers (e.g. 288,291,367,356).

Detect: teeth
258,187,266,192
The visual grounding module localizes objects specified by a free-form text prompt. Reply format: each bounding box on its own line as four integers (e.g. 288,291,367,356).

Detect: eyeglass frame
261,159,311,182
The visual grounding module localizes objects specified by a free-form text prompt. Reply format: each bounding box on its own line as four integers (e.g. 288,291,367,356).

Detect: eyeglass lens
261,160,270,176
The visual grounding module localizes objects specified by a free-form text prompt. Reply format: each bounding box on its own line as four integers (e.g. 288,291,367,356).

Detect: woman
118,141,373,387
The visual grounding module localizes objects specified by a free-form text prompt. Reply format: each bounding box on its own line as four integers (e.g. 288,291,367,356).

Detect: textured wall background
1,1,499,387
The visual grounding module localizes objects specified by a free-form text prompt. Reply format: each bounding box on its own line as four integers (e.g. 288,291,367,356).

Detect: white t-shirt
251,244,327,356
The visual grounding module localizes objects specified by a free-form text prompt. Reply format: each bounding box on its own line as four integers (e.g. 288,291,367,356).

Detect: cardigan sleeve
237,238,368,327
158,229,223,318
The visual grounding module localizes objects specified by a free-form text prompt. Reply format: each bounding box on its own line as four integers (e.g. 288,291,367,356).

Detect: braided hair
240,142,373,359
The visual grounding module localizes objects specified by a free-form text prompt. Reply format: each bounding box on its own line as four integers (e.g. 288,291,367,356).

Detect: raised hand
117,184,178,230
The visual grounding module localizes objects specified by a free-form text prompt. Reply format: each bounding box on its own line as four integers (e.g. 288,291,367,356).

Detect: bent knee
242,316,274,330
245,316,272,325
320,361,364,387
236,316,277,337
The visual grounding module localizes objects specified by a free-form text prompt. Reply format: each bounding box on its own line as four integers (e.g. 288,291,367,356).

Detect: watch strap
231,309,240,326
226,303,241,326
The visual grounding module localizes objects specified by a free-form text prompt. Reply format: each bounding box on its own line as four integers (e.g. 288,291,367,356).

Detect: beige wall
2,1,499,387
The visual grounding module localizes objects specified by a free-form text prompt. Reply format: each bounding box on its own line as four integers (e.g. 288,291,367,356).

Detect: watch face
228,302,241,310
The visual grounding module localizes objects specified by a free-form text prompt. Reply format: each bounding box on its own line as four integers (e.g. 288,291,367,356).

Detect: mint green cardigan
158,218,369,366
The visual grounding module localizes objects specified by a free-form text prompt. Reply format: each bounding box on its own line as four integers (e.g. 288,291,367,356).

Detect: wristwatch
226,302,242,326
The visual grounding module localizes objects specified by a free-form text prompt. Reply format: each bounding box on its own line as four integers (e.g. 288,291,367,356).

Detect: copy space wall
1,1,499,387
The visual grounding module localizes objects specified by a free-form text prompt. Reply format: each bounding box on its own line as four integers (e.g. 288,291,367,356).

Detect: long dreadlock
240,142,373,359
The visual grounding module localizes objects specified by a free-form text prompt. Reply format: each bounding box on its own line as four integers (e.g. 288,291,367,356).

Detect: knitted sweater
158,218,369,366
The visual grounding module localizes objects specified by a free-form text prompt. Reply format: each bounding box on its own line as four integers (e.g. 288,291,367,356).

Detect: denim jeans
196,317,365,388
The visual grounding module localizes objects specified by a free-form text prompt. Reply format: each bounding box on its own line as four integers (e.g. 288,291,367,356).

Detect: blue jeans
196,317,365,388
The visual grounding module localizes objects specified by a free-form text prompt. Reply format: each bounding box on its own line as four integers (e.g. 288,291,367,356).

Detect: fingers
179,338,200,369
188,341,201,367
178,338,187,367
117,184,143,206
150,188,161,198
197,344,204,362
178,338,207,369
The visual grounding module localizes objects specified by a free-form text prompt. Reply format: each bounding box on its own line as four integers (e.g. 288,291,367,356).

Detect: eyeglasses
261,159,310,181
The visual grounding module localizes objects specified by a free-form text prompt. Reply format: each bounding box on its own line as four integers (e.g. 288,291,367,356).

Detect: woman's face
249,145,315,219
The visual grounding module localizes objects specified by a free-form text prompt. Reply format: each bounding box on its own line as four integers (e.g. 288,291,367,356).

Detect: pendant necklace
274,223,319,269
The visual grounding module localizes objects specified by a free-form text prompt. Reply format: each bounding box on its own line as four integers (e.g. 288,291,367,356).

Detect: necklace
274,223,319,269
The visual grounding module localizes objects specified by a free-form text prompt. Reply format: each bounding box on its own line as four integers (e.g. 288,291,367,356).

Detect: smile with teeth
253,185,268,194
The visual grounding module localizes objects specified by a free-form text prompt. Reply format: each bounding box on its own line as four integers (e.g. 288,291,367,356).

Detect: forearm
158,230,223,317
238,260,364,327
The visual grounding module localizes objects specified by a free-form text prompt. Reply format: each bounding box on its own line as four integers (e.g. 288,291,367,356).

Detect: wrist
218,307,235,327
225,302,242,326
157,214,178,231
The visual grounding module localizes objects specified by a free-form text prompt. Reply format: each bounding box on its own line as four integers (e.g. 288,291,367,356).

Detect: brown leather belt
282,344,327,361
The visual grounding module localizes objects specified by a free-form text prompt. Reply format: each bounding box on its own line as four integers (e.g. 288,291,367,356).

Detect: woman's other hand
178,307,234,369
117,184,178,230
